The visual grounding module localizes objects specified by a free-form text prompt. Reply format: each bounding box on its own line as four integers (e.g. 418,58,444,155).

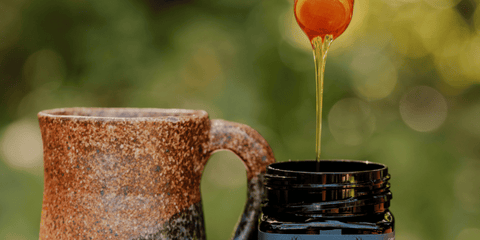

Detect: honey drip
312,35,333,163
294,0,354,169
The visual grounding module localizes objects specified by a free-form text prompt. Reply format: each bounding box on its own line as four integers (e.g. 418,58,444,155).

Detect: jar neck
262,160,392,219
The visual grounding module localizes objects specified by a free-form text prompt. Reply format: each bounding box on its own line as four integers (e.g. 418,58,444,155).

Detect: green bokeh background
1,0,480,239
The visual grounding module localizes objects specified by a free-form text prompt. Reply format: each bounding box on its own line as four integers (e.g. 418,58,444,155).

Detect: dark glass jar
259,160,394,239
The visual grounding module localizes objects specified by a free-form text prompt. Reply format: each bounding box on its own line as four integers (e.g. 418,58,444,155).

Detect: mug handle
205,119,275,240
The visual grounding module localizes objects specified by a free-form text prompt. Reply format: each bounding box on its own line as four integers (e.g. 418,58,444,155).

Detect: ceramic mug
37,108,275,239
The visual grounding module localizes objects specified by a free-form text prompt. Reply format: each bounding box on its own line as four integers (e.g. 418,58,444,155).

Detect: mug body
38,108,211,239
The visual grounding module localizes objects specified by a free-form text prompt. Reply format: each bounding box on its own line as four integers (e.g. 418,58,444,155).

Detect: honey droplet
294,0,354,42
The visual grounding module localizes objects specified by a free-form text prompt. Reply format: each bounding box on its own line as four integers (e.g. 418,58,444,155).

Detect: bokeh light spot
425,9,472,90
415,8,468,56
171,18,234,95
180,45,225,91
434,53,471,89
399,86,448,132
328,98,376,146
329,0,369,53
0,119,43,172
390,25,430,59
349,50,398,101
459,35,480,82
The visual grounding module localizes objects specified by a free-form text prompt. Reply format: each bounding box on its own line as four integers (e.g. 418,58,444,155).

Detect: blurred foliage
1,0,480,239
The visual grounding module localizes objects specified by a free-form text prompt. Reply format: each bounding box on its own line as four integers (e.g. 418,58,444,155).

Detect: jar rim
267,159,387,175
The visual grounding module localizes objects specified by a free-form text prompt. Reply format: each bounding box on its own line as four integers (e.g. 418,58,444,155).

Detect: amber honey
294,0,354,42
293,0,354,164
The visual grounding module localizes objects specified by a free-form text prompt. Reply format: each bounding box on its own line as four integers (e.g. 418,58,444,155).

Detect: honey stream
294,0,354,171
312,35,333,171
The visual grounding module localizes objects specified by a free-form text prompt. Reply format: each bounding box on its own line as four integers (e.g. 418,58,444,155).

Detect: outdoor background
1,0,480,239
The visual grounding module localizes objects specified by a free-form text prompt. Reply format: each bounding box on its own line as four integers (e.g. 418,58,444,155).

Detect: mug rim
38,107,209,122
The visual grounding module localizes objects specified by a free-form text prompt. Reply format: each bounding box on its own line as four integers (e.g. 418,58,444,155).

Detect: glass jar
259,160,394,239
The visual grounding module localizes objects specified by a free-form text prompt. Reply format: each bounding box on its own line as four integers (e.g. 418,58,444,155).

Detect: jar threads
259,160,394,238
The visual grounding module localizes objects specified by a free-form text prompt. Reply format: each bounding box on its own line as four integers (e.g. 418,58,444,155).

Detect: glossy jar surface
259,160,394,239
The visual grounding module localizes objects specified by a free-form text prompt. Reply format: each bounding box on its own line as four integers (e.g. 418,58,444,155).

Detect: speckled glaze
38,108,275,240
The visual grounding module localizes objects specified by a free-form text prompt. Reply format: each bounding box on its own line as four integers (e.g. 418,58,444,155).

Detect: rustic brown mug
37,108,275,240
